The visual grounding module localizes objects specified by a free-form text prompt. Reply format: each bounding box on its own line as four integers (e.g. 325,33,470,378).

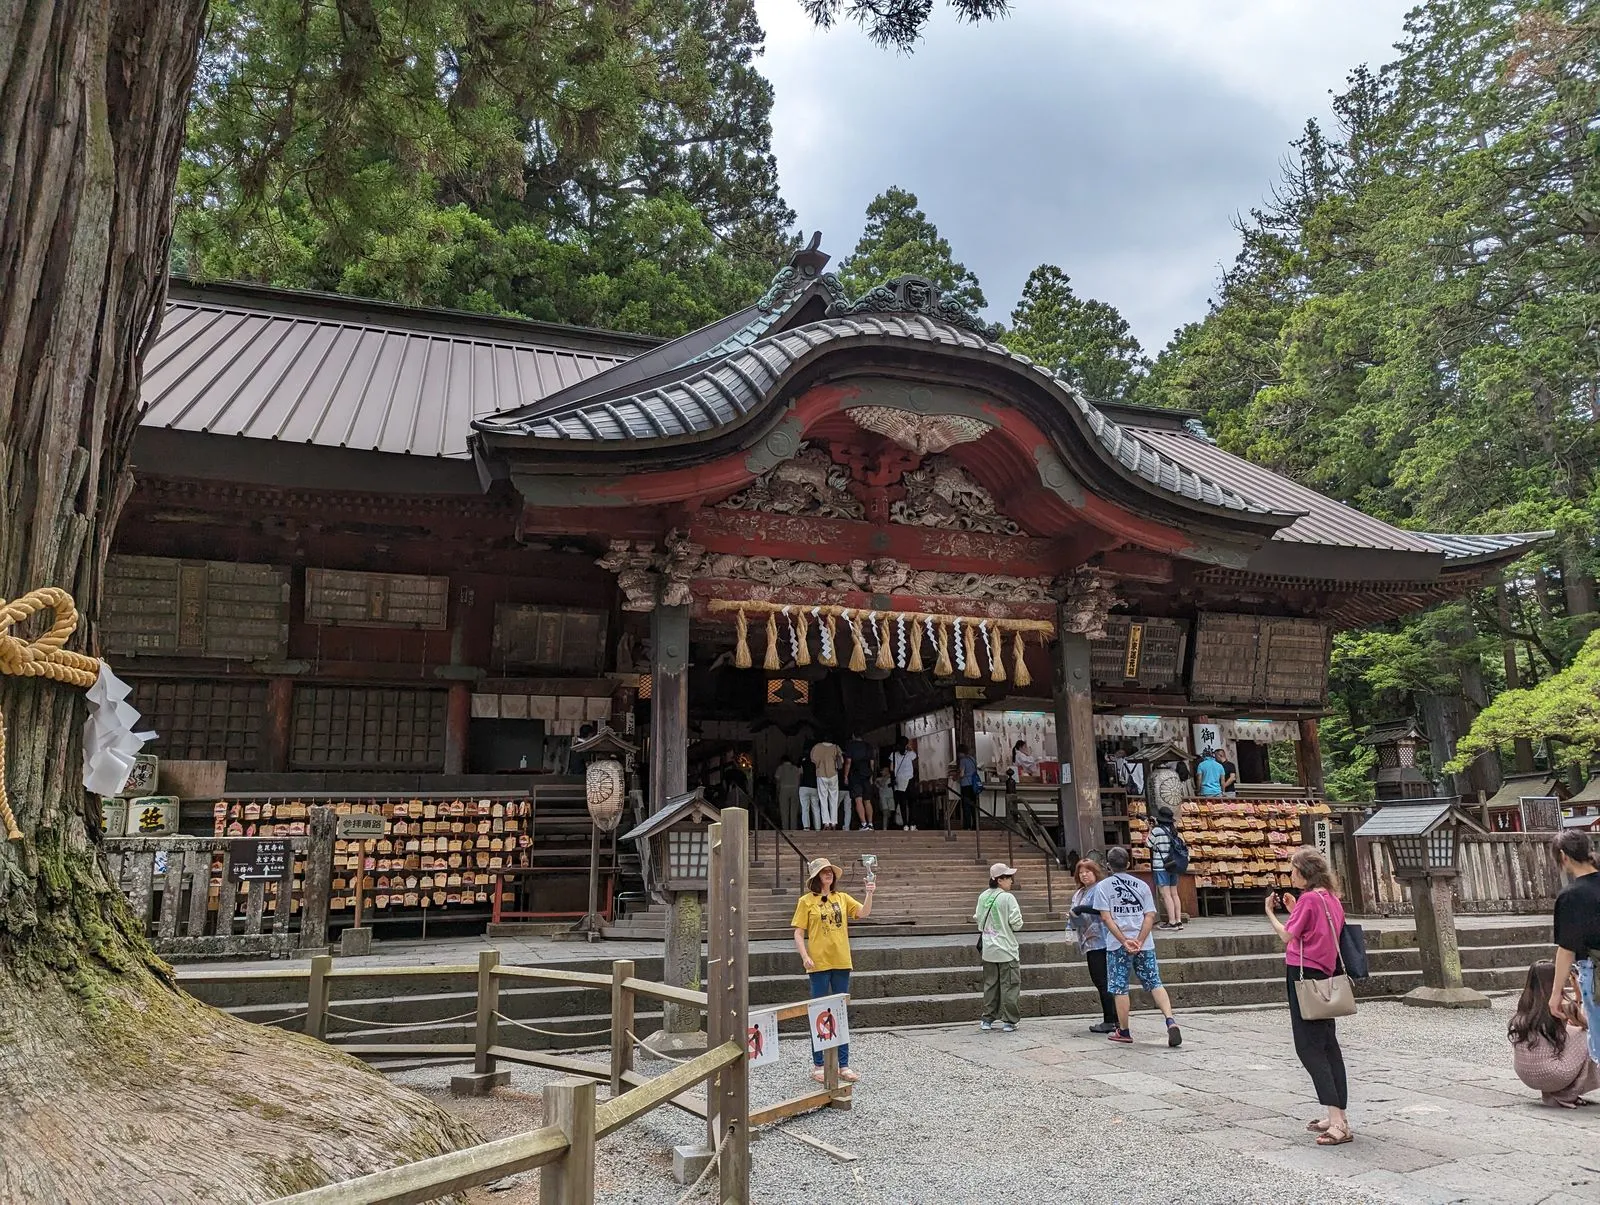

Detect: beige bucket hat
806,856,846,894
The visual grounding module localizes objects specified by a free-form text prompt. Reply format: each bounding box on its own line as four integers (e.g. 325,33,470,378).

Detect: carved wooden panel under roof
103,555,289,659
1189,613,1329,706
493,605,608,674
1091,616,1187,690
304,568,450,629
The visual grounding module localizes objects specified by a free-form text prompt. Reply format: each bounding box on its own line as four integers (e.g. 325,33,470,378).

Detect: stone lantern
1354,798,1489,1008
571,724,638,939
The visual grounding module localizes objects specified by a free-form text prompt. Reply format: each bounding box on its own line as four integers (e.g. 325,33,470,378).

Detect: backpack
1163,823,1191,874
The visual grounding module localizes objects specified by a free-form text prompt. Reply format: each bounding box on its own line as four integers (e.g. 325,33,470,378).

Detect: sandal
1315,1130,1353,1146
1306,1120,1330,1133
838,1067,860,1083
810,1069,825,1083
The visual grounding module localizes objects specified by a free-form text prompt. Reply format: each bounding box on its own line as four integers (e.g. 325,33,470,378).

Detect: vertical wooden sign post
706,806,750,1203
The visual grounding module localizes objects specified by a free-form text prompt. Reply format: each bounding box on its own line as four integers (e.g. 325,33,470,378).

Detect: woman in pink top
1266,847,1351,1146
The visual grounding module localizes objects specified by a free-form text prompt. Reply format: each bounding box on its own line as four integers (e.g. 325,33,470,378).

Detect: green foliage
175,0,792,336
799,0,1011,49
1450,631,1600,772
1002,264,1148,400
1139,0,1600,788
836,187,987,312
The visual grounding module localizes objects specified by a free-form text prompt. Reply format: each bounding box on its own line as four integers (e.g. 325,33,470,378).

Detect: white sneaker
1001,1023,1017,1033
979,1020,993,1031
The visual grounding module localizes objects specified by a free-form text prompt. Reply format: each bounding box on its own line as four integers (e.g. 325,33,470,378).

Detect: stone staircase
182,919,1548,1054
610,827,1069,940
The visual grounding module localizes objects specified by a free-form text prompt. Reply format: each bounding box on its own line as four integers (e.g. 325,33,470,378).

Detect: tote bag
1293,890,1356,1020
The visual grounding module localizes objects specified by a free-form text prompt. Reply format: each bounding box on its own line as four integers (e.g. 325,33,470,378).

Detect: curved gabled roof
474,307,1291,523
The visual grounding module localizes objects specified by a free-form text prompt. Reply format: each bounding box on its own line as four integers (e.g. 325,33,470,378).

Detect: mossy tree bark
0,2,478,1199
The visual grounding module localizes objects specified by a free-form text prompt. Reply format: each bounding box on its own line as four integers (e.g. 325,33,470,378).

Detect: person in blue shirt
1195,749,1227,797
954,743,981,829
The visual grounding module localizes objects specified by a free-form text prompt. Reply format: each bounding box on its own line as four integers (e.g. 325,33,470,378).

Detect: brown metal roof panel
1130,426,1437,553
233,318,327,438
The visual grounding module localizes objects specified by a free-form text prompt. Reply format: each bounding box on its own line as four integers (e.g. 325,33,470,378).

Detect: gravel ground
389,1005,1532,1205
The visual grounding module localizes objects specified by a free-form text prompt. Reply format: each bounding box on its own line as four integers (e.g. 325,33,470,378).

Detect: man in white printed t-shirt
890,736,918,830
1092,846,1182,1048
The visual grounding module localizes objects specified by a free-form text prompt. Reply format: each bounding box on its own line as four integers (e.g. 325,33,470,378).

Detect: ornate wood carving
1054,568,1119,639
846,407,990,455
891,456,1021,536
716,443,863,519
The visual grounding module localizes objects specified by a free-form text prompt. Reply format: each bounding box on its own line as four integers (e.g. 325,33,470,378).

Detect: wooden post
263,677,293,772
610,958,636,1098
707,808,750,1203
650,602,699,1034
298,806,336,952
475,948,500,1074
1052,628,1099,860
444,681,471,776
306,953,332,1040
539,1078,597,1205
351,838,369,930
1296,718,1325,797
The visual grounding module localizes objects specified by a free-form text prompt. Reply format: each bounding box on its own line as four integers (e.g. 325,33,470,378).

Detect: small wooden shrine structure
112,240,1546,930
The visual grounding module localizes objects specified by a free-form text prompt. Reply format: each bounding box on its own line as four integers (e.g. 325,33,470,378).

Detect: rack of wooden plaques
1128,797,1333,903
214,794,534,917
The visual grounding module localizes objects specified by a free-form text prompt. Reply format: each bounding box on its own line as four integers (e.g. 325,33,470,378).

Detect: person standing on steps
954,743,982,830
1194,748,1226,797
1093,846,1182,1047
1068,858,1119,1034
792,856,874,1084
810,738,845,831
890,736,918,830
1146,804,1186,929
1265,847,1352,1146
1548,830,1600,1070
775,754,802,831
976,862,1025,1032
844,732,877,831
798,754,820,831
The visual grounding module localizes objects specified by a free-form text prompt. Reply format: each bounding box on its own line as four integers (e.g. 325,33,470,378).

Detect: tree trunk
0,3,477,1199
1496,580,1537,773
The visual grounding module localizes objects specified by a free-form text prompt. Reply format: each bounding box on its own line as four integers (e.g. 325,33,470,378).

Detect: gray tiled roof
477,313,1282,517
1413,532,1555,561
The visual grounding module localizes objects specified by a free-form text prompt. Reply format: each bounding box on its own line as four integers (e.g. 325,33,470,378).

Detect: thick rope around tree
0,588,103,842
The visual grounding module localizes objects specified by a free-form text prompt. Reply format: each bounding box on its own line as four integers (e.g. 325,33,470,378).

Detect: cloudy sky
752,0,1412,353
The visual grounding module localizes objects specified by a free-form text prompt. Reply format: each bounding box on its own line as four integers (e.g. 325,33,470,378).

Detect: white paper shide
82,664,155,797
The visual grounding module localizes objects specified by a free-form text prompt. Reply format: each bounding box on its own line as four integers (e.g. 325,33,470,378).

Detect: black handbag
1339,921,1370,981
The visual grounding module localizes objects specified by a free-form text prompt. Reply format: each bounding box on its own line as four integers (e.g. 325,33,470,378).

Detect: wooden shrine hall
115,236,1545,931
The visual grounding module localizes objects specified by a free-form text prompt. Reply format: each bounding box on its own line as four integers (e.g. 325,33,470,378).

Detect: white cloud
751,0,1410,350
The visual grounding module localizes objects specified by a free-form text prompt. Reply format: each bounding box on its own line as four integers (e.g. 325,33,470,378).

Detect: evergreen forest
176,0,1600,798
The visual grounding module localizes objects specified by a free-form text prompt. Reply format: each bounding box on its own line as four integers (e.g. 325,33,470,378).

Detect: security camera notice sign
746,1010,779,1067
807,993,849,1052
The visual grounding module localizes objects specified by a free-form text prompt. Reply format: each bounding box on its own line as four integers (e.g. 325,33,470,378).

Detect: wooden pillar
297,805,336,953
263,677,294,772
650,603,699,1033
1052,627,1099,860
444,682,471,775
539,1079,597,1204
1296,718,1324,798
707,808,749,1202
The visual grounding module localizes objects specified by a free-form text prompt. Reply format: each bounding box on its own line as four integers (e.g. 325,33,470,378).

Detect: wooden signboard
494,605,607,674
229,838,291,881
337,813,386,839
102,556,289,659
304,569,449,629
1091,616,1187,689
1189,614,1329,706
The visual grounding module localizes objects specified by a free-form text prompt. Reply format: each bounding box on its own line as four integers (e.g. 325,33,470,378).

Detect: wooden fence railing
105,831,326,958
1335,829,1562,916
225,808,800,1204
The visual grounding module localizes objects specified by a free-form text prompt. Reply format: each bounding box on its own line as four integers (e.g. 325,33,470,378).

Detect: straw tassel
907,618,925,673
988,623,1005,683
1011,629,1032,687
934,619,953,677
963,621,981,679
734,608,752,669
764,611,780,671
846,613,867,672
795,611,812,666
876,616,894,670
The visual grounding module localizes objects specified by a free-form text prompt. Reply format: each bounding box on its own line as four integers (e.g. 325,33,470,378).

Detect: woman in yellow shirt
792,856,875,1082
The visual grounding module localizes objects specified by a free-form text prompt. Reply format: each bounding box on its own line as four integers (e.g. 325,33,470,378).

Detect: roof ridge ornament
825,274,1004,342
756,231,848,313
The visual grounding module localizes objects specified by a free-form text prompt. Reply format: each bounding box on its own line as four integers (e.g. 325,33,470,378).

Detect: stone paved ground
401,995,1600,1204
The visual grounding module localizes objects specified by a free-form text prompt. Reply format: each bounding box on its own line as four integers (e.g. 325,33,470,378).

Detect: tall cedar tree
177,0,794,335
1139,0,1600,794
1003,264,1148,400
802,0,1010,48
837,187,987,313
0,2,478,1200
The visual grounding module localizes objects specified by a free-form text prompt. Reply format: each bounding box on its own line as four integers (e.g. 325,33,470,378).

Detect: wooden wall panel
1190,613,1329,706
1091,616,1187,689
104,556,289,659
131,679,269,766
289,687,448,770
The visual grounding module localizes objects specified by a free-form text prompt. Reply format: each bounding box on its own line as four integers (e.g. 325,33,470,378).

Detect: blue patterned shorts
1106,947,1163,996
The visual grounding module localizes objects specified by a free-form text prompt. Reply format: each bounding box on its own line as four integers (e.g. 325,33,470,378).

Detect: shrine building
114,239,1543,929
